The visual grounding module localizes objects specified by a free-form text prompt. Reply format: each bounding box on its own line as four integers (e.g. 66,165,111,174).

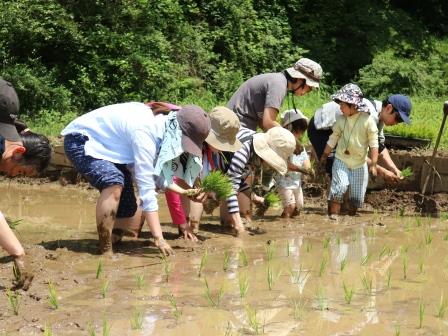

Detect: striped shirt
225,127,256,213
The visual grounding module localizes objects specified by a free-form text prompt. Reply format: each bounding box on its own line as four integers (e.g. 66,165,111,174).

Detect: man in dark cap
0,78,52,290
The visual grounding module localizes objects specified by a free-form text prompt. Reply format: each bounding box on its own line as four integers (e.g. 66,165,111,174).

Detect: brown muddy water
1,183,448,335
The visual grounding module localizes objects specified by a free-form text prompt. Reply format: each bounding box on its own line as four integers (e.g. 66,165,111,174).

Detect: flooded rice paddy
1,183,448,335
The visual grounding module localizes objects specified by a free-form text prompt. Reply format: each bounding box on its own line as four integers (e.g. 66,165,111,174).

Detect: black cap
0,79,21,141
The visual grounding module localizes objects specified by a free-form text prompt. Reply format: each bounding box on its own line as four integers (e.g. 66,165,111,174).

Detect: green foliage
401,167,413,179
201,171,233,200
264,191,281,208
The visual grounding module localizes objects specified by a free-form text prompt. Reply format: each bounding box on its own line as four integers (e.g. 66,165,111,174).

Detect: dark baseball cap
0,79,21,141
176,105,211,157
388,94,412,124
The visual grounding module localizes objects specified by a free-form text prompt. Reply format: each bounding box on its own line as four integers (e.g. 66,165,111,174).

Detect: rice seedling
43,323,52,336
130,309,144,330
265,242,276,262
6,289,20,315
336,235,341,246
245,305,263,335
342,281,355,304
238,248,248,267
292,299,306,320
402,254,408,280
318,255,328,277
305,242,312,253
134,273,145,290
378,245,391,260
264,191,281,208
48,281,59,310
351,231,359,242
401,167,413,179
87,322,96,336
437,293,448,319
323,237,330,249
267,265,281,290
360,252,371,266
102,318,111,336
238,273,249,299
415,216,422,227
404,221,412,232
386,268,392,289
100,280,109,299
198,248,208,277
424,231,433,245
290,264,307,284
223,249,231,271
161,254,171,282
366,226,376,238
200,171,233,200
444,233,448,241
5,217,22,230
399,207,405,217
395,325,401,336
418,259,425,274
96,258,103,279
286,240,290,256
315,286,327,311
168,294,182,321
361,273,373,295
418,301,425,329
340,258,347,272
203,277,225,307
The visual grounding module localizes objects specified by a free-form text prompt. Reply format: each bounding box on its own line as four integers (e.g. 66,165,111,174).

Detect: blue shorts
64,133,137,218
329,158,368,208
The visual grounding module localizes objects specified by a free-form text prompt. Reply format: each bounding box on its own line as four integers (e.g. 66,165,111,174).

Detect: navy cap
388,94,412,124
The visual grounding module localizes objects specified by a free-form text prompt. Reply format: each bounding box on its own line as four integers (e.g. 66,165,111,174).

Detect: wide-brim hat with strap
331,83,369,113
176,105,211,157
0,79,21,142
286,58,323,88
253,126,296,176
281,109,309,127
205,106,242,152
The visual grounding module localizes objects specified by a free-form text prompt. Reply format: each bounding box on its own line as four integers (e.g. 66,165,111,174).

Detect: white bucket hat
286,58,323,88
253,127,296,175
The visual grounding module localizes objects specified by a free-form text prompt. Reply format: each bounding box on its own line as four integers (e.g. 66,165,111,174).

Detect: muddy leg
329,200,341,220
348,203,358,216
113,206,144,244
280,204,295,219
96,185,122,255
238,190,252,224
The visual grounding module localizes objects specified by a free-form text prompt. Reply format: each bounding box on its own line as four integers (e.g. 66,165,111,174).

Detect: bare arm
261,107,280,131
144,211,174,255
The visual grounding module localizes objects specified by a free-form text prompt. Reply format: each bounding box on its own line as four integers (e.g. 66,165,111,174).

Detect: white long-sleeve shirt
61,102,167,212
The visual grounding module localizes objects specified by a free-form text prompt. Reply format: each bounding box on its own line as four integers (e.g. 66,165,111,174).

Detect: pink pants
165,189,186,226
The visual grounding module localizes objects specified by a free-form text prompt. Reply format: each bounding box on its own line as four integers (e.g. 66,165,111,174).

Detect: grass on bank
27,92,448,148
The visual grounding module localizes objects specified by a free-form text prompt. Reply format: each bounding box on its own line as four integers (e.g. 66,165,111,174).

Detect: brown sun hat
205,106,242,152
253,127,296,175
176,105,211,157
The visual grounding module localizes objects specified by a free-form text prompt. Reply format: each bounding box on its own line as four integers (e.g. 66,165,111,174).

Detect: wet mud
1,183,448,335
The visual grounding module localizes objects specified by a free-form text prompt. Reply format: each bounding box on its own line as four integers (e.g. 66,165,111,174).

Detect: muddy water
1,183,448,335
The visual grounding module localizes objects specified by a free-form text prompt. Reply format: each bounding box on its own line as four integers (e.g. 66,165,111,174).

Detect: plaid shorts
64,133,137,218
329,158,368,208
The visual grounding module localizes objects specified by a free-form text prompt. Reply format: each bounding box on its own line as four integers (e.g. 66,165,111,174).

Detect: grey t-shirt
227,72,287,130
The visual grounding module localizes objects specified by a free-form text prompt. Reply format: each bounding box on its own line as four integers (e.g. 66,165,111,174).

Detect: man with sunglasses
309,94,412,184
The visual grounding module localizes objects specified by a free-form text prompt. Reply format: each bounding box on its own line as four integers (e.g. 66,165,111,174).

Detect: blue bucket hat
387,94,412,124
331,83,369,113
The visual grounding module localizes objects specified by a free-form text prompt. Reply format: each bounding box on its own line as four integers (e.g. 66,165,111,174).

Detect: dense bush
0,0,447,124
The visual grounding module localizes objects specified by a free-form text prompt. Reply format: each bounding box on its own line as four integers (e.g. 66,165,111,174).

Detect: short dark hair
382,99,403,123
289,118,308,133
20,132,52,172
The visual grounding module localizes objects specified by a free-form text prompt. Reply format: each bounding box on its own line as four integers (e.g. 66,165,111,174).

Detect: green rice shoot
264,191,281,208
201,171,233,200
401,167,413,179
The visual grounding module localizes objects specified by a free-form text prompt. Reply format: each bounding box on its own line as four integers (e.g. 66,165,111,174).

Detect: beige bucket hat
286,58,323,88
205,106,242,152
253,127,296,175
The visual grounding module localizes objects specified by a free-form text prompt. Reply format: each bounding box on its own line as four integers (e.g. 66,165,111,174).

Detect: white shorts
278,187,304,208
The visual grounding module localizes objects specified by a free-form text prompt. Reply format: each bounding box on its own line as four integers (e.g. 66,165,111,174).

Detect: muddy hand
155,238,174,256
13,255,34,291
179,223,198,242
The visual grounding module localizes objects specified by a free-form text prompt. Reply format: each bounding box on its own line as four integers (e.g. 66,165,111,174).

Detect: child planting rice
319,84,379,220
